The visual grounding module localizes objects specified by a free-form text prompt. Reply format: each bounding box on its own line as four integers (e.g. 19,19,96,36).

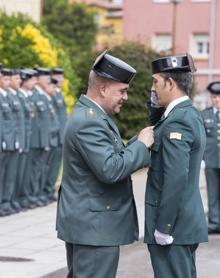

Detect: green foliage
0,13,40,67
42,0,98,96
109,42,162,139
0,12,79,110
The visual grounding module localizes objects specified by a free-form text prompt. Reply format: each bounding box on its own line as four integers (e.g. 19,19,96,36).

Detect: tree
0,12,79,112
42,0,98,96
109,42,162,139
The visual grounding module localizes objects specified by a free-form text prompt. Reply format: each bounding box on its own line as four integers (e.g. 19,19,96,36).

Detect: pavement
0,167,219,278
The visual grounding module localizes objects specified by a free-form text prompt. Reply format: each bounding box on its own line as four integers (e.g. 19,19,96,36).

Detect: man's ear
168,77,175,92
100,84,106,97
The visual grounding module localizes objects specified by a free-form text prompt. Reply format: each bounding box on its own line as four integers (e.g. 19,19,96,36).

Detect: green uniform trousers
148,244,198,278
205,168,220,231
44,145,62,198
1,151,19,210
65,243,119,278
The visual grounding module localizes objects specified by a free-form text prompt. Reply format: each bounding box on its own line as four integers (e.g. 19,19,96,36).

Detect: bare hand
138,126,154,148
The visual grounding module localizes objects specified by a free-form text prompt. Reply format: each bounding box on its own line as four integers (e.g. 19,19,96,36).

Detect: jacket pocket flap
145,199,159,207
89,197,121,212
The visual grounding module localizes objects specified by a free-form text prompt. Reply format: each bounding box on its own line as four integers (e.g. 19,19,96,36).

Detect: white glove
2,141,6,150
154,229,174,245
15,141,20,150
201,160,205,169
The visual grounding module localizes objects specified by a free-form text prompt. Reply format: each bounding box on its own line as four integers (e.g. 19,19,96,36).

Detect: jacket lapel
154,99,192,130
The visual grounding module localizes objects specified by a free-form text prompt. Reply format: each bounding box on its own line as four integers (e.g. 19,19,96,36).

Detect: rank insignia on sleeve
169,132,182,140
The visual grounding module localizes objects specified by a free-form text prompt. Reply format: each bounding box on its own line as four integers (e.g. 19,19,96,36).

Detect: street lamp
170,0,180,54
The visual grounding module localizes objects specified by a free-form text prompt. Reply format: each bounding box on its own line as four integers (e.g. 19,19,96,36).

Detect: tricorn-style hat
152,54,196,74
1,68,13,76
11,69,20,76
51,68,64,75
92,50,136,84
20,69,34,81
34,67,51,76
207,82,220,94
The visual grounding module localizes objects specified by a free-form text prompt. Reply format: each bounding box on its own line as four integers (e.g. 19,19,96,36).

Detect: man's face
102,81,129,115
0,75,11,90
210,94,220,109
45,83,56,96
52,74,64,88
22,78,36,91
37,75,51,88
151,73,170,107
10,74,21,90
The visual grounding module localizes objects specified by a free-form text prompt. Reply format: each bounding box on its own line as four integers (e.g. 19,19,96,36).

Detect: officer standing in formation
56,51,154,278
0,66,67,217
201,82,220,234
144,55,208,278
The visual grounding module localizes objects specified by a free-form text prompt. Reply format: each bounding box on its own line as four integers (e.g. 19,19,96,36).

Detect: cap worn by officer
11,69,20,76
34,67,51,76
51,68,64,75
1,68,13,76
207,82,220,95
152,54,196,74
92,50,136,84
20,69,34,81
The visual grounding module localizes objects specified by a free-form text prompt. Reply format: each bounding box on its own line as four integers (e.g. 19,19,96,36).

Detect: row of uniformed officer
201,82,220,234
0,66,67,217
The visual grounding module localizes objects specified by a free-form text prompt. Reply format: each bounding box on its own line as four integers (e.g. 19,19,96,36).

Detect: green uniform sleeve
156,120,194,234
75,116,150,184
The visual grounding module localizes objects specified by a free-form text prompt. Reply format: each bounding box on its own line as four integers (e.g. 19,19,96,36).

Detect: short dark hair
160,71,193,96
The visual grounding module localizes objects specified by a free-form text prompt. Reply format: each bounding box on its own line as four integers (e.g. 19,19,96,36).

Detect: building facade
0,0,42,23
69,0,124,49
123,0,220,93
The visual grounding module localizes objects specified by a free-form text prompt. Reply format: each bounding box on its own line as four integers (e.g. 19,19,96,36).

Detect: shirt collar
0,88,7,97
19,88,29,97
213,107,220,114
164,96,189,118
35,85,51,100
9,88,17,95
84,95,106,114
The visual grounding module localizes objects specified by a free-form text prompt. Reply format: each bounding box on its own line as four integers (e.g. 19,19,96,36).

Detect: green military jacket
53,89,67,145
30,87,50,149
17,89,34,152
0,89,16,151
144,99,208,245
56,95,150,246
201,107,220,168
7,89,25,151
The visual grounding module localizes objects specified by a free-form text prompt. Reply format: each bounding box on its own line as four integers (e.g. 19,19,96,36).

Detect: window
192,0,210,2
152,34,172,52
112,0,124,4
153,0,170,2
153,0,180,3
190,34,209,59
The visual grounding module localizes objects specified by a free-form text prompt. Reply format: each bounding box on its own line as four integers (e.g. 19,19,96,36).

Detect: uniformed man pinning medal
144,54,208,278
56,51,154,278
201,81,220,234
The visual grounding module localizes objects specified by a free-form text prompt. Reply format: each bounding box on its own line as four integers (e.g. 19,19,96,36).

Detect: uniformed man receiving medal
144,54,208,278
56,51,154,278
201,81,220,234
